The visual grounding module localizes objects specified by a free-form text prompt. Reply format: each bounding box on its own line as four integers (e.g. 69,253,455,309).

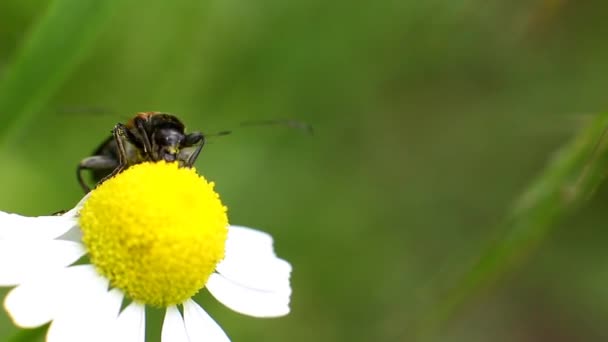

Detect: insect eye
157,129,183,146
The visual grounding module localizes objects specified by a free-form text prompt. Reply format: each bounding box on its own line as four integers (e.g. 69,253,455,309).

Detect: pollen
79,161,228,307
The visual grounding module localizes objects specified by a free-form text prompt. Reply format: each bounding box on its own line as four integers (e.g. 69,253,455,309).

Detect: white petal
224,226,276,259
46,274,122,342
183,299,230,342
4,265,107,328
216,255,291,293
57,225,83,243
206,273,291,318
216,225,291,293
4,270,65,328
0,212,77,240
0,240,85,286
162,306,189,342
91,289,125,339
111,302,146,342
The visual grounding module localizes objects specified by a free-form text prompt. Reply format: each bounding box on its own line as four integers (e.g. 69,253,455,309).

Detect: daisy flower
0,161,292,341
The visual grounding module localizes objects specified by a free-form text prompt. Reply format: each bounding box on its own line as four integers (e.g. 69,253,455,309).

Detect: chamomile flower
0,161,292,342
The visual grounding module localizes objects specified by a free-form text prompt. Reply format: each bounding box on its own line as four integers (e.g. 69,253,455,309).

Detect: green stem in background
416,112,608,340
0,0,121,145
7,326,47,342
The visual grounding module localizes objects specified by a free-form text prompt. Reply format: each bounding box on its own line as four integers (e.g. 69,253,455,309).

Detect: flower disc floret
79,161,228,307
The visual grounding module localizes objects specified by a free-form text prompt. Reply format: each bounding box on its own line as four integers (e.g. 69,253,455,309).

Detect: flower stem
416,112,608,340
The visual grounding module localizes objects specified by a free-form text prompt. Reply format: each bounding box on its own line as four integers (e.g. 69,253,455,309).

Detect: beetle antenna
204,130,232,138
240,119,314,135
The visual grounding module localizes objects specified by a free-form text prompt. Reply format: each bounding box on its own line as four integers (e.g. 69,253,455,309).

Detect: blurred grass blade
8,326,47,342
417,112,608,340
0,0,121,145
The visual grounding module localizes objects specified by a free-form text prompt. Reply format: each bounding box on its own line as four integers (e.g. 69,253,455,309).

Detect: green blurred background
2,0,608,341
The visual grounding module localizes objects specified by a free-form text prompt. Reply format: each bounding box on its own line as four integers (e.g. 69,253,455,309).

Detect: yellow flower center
78,161,228,307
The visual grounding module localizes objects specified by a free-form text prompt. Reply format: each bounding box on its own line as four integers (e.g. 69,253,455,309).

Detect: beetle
77,112,205,192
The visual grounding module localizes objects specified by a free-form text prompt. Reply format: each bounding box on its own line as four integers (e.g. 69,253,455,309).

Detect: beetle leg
133,116,153,156
77,155,119,192
184,132,205,167
96,124,131,186
114,124,130,165
184,131,203,146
